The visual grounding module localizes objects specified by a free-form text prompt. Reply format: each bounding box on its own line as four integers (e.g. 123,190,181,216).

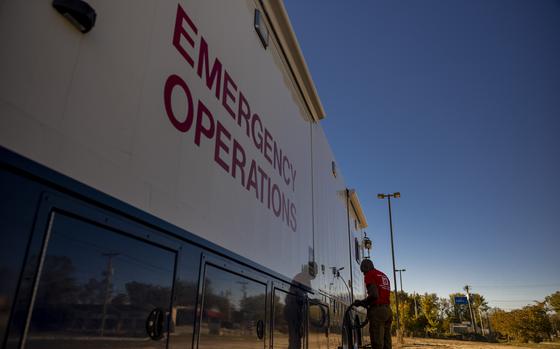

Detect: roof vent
254,9,269,48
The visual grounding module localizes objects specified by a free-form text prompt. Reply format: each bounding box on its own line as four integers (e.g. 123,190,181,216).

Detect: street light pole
378,192,401,339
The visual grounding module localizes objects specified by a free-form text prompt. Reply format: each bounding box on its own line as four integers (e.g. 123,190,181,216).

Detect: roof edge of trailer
261,0,326,122
349,189,368,229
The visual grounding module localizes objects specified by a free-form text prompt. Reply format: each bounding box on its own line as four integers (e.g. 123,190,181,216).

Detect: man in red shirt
353,258,393,349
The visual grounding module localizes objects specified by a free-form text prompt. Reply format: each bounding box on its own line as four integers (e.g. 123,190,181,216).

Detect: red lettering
291,168,297,192
266,172,271,209
258,166,268,204
194,100,215,146
232,140,246,186
281,192,290,227
246,160,259,199
164,74,194,133
166,9,298,229
282,156,291,186
251,113,263,152
214,121,231,172
271,184,281,217
237,92,251,137
197,36,222,99
290,203,297,232
222,70,237,120
173,4,198,67
263,129,272,164
273,141,283,179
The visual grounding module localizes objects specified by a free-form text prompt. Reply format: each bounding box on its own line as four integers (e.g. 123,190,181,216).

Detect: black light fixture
52,0,96,33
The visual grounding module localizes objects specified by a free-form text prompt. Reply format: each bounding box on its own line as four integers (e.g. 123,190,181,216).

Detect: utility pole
237,280,248,300
485,312,492,336
100,252,119,336
237,280,249,335
464,285,477,334
396,269,406,293
413,292,418,318
478,308,485,335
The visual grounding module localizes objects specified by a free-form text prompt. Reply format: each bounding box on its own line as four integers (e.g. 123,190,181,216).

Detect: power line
489,299,536,302
472,283,560,289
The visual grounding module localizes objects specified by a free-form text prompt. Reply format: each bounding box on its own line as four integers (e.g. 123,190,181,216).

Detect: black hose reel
342,304,370,349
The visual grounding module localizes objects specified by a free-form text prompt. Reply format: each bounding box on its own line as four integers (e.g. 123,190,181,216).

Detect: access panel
272,287,307,349
308,297,329,349
197,264,266,349
21,212,177,349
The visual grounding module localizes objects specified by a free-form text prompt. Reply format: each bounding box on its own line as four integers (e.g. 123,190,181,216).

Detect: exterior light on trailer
254,9,269,48
52,0,96,33
362,232,372,252
332,267,344,277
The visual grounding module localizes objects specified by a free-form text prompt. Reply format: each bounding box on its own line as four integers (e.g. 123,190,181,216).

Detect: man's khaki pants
367,304,393,349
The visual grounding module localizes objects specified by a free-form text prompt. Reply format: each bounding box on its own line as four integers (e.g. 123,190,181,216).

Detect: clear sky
284,0,560,310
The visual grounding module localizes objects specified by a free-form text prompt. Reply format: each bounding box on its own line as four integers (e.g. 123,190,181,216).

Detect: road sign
454,296,468,305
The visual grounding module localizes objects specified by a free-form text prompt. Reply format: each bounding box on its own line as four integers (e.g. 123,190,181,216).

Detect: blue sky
284,0,560,309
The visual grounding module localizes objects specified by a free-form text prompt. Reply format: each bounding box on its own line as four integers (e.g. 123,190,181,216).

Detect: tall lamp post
377,192,401,338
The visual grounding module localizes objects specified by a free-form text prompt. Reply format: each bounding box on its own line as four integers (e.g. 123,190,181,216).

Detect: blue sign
454,296,468,305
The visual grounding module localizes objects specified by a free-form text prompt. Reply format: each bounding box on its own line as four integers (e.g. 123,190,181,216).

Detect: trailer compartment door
197,264,267,349
21,212,177,349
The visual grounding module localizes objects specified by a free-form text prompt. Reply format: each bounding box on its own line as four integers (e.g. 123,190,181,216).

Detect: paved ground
399,337,560,349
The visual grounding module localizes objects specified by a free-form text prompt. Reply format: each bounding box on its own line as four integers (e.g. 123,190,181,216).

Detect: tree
78,277,106,304
545,291,560,338
490,309,515,341
125,281,172,309
471,293,489,312
420,293,441,336
389,291,432,337
439,298,453,335
449,293,469,323
390,291,421,335
546,291,560,314
35,255,79,305
240,294,266,322
489,304,552,343
516,304,551,343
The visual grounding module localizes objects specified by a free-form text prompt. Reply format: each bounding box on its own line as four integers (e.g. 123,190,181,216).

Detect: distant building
450,322,472,335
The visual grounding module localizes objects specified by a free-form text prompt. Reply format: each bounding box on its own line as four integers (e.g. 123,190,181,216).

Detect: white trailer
0,1,371,348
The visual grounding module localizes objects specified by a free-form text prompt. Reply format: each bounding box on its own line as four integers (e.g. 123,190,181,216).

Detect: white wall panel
311,124,354,301
0,0,82,126
0,0,363,292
